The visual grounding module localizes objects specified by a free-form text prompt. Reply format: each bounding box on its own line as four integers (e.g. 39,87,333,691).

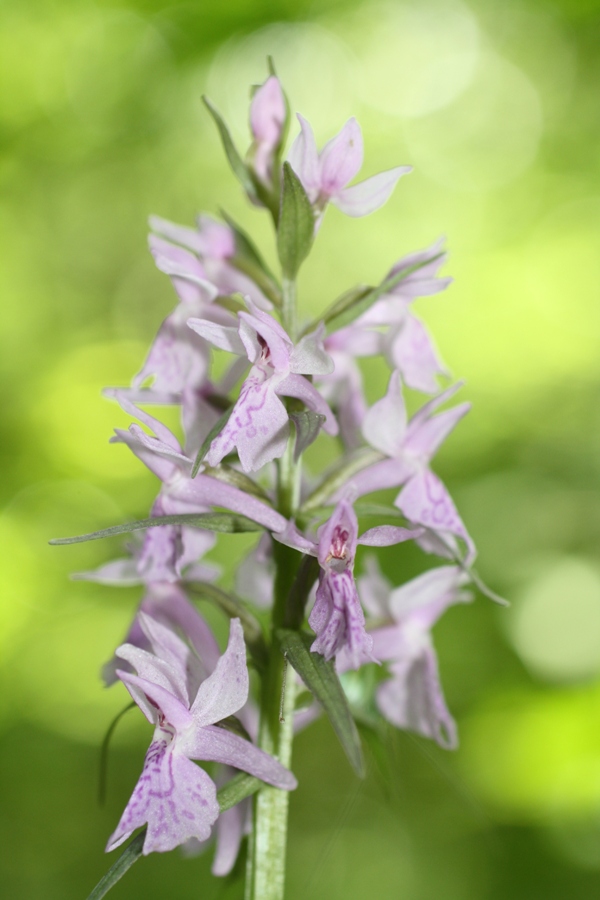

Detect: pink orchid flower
107,618,296,854
325,239,452,395
288,114,411,219
188,302,338,472
357,558,471,748
108,392,287,538
276,499,422,668
342,373,475,563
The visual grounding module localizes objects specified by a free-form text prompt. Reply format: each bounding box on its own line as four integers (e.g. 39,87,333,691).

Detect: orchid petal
340,458,412,501
195,215,236,259
133,316,211,393
137,613,203,700
317,499,358,569
190,619,248,724
396,471,476,563
272,520,318,556
319,118,363,195
167,472,287,533
212,800,247,876
106,741,218,853
187,319,246,356
356,555,392,619
72,558,140,586
149,215,205,254
358,525,422,547
206,373,289,472
386,315,447,395
117,670,193,730
362,371,407,457
116,647,189,709
238,310,291,371
250,76,286,142
287,114,321,197
183,726,297,790
108,390,183,452
404,401,471,461
275,372,338,436
388,565,470,627
128,424,191,466
110,428,176,482
376,650,458,749
309,570,375,668
144,586,221,675
290,325,334,375
333,166,412,217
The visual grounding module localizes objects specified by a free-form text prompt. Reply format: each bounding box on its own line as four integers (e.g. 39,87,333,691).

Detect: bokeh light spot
509,558,600,683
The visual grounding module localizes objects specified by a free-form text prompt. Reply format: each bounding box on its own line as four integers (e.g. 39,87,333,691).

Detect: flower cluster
64,67,496,895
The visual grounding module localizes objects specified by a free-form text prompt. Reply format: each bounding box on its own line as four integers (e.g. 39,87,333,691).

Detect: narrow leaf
86,829,146,900
98,702,136,805
303,252,445,336
192,405,234,477
290,411,326,462
277,629,365,777
49,512,263,546
283,554,320,630
218,772,262,812
202,96,257,199
277,162,315,279
220,208,280,286
86,775,263,900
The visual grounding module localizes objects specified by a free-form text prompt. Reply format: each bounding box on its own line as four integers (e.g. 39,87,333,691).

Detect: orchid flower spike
107,618,296,855
188,301,338,471
288,114,411,219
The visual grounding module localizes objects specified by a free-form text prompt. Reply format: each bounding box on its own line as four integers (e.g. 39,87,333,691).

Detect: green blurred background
2,0,600,896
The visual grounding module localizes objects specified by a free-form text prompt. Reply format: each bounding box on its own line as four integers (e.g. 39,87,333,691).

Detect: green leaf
217,772,262,812
277,629,365,777
85,775,263,900
299,447,384,515
98,702,136,805
283,554,320,630
203,96,257,199
304,252,445,336
276,162,315,279
85,829,146,900
49,512,263,546
220,209,280,287
191,405,234,477
290,410,326,462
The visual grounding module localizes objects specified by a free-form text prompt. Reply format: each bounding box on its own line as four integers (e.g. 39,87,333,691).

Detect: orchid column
52,65,497,900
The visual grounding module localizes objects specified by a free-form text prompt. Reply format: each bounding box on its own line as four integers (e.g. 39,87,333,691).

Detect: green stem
282,277,297,341
245,278,300,900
